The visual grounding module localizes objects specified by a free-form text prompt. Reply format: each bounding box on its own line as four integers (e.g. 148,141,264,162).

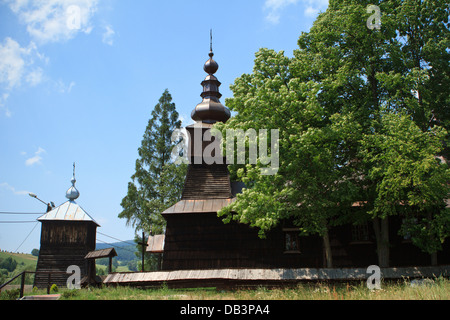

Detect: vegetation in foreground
2,277,448,300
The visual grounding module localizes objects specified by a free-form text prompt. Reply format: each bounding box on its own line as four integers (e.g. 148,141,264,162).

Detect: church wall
163,213,450,270
162,212,323,270
34,221,97,288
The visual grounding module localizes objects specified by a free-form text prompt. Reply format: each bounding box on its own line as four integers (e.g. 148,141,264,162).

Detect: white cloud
5,0,99,44
25,147,46,166
0,38,47,117
1,1,111,116
102,25,115,46
0,93,11,117
263,0,328,24
0,37,27,89
264,0,299,24
304,6,319,17
0,182,30,196
54,80,76,93
26,67,44,86
264,0,299,11
302,0,328,17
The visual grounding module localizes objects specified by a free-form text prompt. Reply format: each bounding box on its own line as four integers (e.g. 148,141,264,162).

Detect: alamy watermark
366,265,381,290
366,4,381,30
66,5,81,30
171,127,279,175
66,265,81,289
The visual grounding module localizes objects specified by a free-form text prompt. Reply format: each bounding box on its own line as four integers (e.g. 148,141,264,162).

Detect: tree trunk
427,211,438,266
157,253,162,271
373,217,390,267
323,230,333,268
431,252,437,266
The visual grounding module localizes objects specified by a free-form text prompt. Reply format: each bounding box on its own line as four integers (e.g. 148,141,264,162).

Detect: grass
0,251,37,267
14,277,449,300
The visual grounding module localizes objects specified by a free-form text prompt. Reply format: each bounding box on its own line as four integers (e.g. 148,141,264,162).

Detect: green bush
0,257,17,272
62,289,79,299
50,284,58,293
0,288,20,300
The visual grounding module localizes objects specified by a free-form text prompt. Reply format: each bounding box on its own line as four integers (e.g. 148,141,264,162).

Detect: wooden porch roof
85,247,117,260
162,198,235,215
147,235,165,253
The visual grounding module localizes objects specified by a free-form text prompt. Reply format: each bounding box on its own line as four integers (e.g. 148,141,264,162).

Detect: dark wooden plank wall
34,221,97,288
162,213,323,270
326,215,450,267
163,213,450,270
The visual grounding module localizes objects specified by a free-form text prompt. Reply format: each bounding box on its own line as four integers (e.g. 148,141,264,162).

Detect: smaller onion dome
66,163,80,201
204,51,219,75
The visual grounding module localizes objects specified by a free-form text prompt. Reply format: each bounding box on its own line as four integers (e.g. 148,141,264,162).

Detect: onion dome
66,163,80,201
191,32,231,124
203,51,219,74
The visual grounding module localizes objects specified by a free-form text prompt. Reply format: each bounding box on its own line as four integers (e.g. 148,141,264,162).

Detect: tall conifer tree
119,89,186,237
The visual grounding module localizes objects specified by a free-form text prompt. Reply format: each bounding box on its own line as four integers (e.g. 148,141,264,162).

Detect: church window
351,222,370,242
283,229,300,253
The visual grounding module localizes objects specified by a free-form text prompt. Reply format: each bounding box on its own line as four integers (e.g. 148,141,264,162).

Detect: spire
191,30,231,124
66,162,80,201
210,29,213,53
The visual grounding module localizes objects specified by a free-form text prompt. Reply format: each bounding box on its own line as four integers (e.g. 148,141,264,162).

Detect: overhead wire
0,221,38,223
0,211,42,223
13,222,39,253
96,231,136,246
0,211,43,215
96,238,137,254
0,215,139,255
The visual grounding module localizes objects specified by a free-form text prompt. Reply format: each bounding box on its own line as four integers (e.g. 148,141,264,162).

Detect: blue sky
0,0,328,253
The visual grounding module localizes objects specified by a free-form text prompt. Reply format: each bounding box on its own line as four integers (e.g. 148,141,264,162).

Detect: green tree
361,0,450,265
127,260,138,272
0,257,17,272
119,89,187,235
216,47,357,267
360,111,449,262
218,0,449,267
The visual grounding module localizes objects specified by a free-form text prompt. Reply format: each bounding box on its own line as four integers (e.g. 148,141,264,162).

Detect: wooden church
152,44,450,271
158,46,324,270
34,168,99,288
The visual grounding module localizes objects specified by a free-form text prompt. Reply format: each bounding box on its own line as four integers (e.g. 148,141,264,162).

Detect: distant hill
0,251,38,285
96,241,137,262
0,251,37,265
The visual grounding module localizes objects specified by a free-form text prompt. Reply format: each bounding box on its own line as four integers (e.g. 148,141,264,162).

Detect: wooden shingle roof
147,235,165,253
162,198,235,215
181,164,233,200
84,247,117,260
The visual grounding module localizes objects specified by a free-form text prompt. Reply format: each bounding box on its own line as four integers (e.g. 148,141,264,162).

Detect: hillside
0,251,37,266
0,251,38,285
95,241,137,263
0,241,139,285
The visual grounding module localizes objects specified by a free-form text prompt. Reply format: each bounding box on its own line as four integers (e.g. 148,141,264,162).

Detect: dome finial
66,162,80,201
204,30,218,75
209,29,213,57
191,31,231,124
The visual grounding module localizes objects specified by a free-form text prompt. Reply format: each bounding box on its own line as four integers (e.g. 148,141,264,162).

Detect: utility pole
138,232,148,272
29,193,55,212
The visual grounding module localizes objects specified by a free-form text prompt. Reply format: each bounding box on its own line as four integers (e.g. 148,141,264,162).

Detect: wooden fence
0,271,67,298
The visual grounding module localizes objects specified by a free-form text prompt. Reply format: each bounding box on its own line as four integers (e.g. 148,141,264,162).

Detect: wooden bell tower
34,165,99,288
